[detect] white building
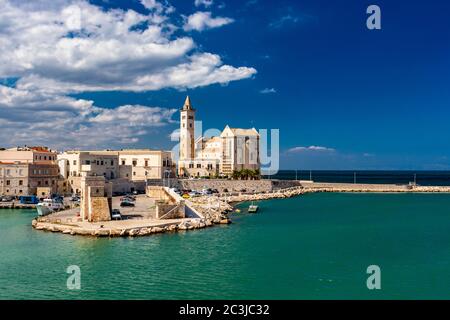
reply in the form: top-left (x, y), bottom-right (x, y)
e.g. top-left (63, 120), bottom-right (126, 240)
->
top-left (58, 149), bottom-right (174, 194)
top-left (178, 96), bottom-right (260, 177)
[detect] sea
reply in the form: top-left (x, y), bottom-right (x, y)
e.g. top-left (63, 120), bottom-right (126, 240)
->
top-left (264, 170), bottom-right (450, 186)
top-left (2, 192), bottom-right (450, 299)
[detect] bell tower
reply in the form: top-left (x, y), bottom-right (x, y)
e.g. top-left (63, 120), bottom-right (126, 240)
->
top-left (179, 96), bottom-right (195, 161)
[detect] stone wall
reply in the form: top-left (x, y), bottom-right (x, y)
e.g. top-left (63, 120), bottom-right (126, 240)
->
top-left (89, 197), bottom-right (111, 222)
top-left (156, 202), bottom-right (185, 219)
top-left (177, 179), bottom-right (300, 193)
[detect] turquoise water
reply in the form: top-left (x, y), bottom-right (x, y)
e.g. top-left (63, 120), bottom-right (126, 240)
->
top-left (1, 193), bottom-right (450, 299)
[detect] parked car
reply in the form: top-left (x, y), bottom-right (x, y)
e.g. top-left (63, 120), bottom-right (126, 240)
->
top-left (120, 196), bottom-right (135, 202)
top-left (120, 200), bottom-right (135, 207)
top-left (182, 193), bottom-right (190, 199)
top-left (189, 191), bottom-right (201, 197)
top-left (1, 196), bottom-right (14, 202)
top-left (201, 188), bottom-right (213, 196)
top-left (111, 209), bottom-right (122, 220)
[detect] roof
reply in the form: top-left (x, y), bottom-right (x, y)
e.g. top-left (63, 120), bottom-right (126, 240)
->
top-left (222, 126), bottom-right (259, 137)
top-left (62, 149), bottom-right (171, 155)
top-left (4, 146), bottom-right (55, 153)
top-left (181, 96), bottom-right (195, 111)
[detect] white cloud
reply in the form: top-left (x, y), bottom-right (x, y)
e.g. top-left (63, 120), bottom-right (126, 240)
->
top-left (0, 0), bottom-right (253, 93)
top-left (183, 11), bottom-right (234, 32)
top-left (287, 146), bottom-right (335, 153)
top-left (260, 88), bottom-right (276, 94)
top-left (0, 0), bottom-right (256, 148)
top-left (0, 85), bottom-right (176, 149)
top-left (269, 15), bottom-right (300, 29)
top-left (194, 0), bottom-right (214, 8)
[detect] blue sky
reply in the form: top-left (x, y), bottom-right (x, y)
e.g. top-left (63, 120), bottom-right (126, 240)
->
top-left (1, 0), bottom-right (450, 170)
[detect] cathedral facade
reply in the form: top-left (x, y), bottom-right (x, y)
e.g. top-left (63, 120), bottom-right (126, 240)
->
top-left (178, 96), bottom-right (260, 178)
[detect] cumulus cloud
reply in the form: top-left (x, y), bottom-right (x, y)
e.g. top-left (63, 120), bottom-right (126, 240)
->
top-left (287, 146), bottom-right (335, 153)
top-left (194, 0), bottom-right (214, 8)
top-left (0, 0), bottom-right (253, 93)
top-left (260, 88), bottom-right (276, 94)
top-left (183, 11), bottom-right (234, 31)
top-left (0, 85), bottom-right (176, 149)
top-left (0, 0), bottom-right (256, 148)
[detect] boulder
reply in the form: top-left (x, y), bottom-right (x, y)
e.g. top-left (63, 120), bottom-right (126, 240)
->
top-left (152, 227), bottom-right (164, 233)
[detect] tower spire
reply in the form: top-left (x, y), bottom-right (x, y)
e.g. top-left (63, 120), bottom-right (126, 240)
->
top-left (182, 95), bottom-right (194, 110)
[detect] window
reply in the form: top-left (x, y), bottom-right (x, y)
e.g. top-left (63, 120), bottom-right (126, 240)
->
top-left (101, 161), bottom-right (104, 165)
top-left (132, 160), bottom-right (137, 167)
top-left (145, 160), bottom-right (148, 167)
top-left (189, 123), bottom-right (192, 128)
top-left (189, 164), bottom-right (194, 169)
top-left (19, 180), bottom-right (23, 186)
top-left (183, 123), bottom-right (185, 128)
top-left (163, 160), bottom-right (166, 167)
top-left (133, 172), bottom-right (136, 176)
top-left (73, 160), bottom-right (77, 165)
top-left (121, 159), bottom-right (126, 165)
top-left (85, 160), bottom-right (91, 165)
top-left (45, 180), bottom-right (49, 185)
top-left (6, 180), bottom-right (10, 186)
top-left (188, 116), bottom-right (193, 120)
top-left (111, 160), bottom-right (114, 166)
top-left (197, 164), bottom-right (201, 168)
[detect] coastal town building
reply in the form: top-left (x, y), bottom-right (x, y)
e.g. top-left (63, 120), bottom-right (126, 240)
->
top-left (58, 149), bottom-right (174, 194)
top-left (178, 96), bottom-right (260, 177)
top-left (0, 146), bottom-right (60, 196)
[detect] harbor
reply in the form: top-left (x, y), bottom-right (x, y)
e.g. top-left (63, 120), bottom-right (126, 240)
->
top-left (29, 179), bottom-right (450, 237)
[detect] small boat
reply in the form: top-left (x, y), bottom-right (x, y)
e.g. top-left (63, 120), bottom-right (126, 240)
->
top-left (248, 202), bottom-right (259, 213)
top-left (36, 198), bottom-right (64, 216)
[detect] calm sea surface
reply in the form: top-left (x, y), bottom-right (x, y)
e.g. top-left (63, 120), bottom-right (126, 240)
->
top-left (2, 193), bottom-right (450, 299)
top-left (266, 170), bottom-right (450, 186)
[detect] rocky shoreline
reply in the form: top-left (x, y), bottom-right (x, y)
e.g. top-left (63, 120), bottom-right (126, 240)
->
top-left (32, 213), bottom-right (231, 238)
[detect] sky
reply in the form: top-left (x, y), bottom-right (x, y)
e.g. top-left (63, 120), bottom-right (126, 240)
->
top-left (1, 0), bottom-right (450, 170)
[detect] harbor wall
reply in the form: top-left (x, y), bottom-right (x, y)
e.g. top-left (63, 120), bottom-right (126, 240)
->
top-left (177, 179), bottom-right (300, 193)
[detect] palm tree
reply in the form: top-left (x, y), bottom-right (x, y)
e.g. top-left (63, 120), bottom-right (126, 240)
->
top-left (232, 170), bottom-right (241, 180)
top-left (241, 169), bottom-right (251, 180)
